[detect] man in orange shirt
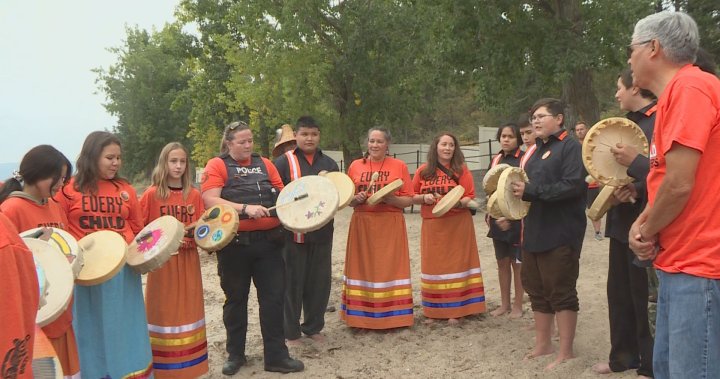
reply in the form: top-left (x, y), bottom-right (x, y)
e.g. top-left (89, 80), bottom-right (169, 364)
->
top-left (628, 11), bottom-right (720, 378)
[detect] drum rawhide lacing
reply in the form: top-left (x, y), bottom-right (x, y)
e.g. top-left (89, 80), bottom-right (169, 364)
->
top-left (582, 117), bottom-right (649, 187)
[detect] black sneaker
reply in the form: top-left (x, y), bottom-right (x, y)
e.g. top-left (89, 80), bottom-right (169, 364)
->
top-left (265, 357), bottom-right (304, 373)
top-left (222, 355), bottom-right (247, 376)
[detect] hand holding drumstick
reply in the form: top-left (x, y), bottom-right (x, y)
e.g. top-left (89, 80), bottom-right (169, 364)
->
top-left (365, 172), bottom-right (380, 195)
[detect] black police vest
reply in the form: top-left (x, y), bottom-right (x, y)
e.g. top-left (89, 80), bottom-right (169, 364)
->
top-left (220, 154), bottom-right (278, 217)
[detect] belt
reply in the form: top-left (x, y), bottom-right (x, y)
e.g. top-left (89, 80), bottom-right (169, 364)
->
top-left (232, 226), bottom-right (286, 245)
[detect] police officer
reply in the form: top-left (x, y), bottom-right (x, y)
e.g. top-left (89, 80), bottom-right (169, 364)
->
top-left (201, 121), bottom-right (304, 375)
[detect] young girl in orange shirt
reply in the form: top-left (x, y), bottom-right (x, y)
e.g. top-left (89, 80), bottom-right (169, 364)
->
top-left (139, 142), bottom-right (208, 378)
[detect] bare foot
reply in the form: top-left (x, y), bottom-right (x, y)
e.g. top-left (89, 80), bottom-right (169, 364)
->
top-left (545, 353), bottom-right (575, 370)
top-left (509, 307), bottom-right (523, 319)
top-left (447, 318), bottom-right (461, 325)
top-left (591, 362), bottom-right (612, 374)
top-left (638, 375), bottom-right (652, 379)
top-left (423, 318), bottom-right (436, 325)
top-left (285, 338), bottom-right (303, 347)
top-left (523, 345), bottom-right (554, 360)
top-left (307, 333), bottom-right (325, 343)
top-left (490, 307), bottom-right (509, 317)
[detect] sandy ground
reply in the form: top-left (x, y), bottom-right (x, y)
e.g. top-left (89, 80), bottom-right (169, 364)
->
top-left (194, 208), bottom-right (634, 379)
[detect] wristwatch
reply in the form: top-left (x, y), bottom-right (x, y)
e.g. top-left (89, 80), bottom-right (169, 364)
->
top-left (241, 203), bottom-right (248, 216)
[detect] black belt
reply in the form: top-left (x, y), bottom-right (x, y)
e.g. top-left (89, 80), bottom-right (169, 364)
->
top-left (232, 226), bottom-right (286, 245)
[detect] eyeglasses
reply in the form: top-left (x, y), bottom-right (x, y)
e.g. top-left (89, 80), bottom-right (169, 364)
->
top-left (626, 39), bottom-right (652, 59)
top-left (529, 114), bottom-right (555, 122)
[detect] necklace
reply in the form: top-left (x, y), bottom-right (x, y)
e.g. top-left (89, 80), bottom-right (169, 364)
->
top-left (368, 157), bottom-right (386, 191)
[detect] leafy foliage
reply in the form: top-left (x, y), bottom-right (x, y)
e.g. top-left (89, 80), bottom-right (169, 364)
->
top-left (97, 0), bottom-right (718, 178)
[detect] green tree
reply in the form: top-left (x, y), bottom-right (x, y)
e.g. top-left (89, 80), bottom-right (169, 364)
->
top-left (180, 0), bottom-right (448, 166)
top-left (95, 24), bottom-right (199, 180)
top-left (430, 1), bottom-right (656, 127)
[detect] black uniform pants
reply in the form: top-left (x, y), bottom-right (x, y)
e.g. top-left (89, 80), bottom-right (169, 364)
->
top-left (217, 235), bottom-right (289, 364)
top-left (282, 238), bottom-right (332, 340)
top-left (606, 237), bottom-right (654, 377)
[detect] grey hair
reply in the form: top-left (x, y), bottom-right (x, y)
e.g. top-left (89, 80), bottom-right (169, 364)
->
top-left (632, 11), bottom-right (699, 65)
top-left (367, 127), bottom-right (392, 144)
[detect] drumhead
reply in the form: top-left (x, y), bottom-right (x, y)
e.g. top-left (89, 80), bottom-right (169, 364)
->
top-left (321, 171), bottom-right (355, 210)
top-left (496, 167), bottom-right (530, 220)
top-left (483, 163), bottom-right (511, 195)
top-left (194, 204), bottom-right (239, 252)
top-left (276, 175), bottom-right (339, 233)
top-left (582, 117), bottom-right (649, 186)
top-left (21, 227), bottom-right (84, 279)
top-left (367, 178), bottom-right (404, 206)
top-left (587, 185), bottom-right (616, 221)
top-left (76, 231), bottom-right (127, 286)
top-left (432, 185), bottom-right (465, 217)
top-left (127, 215), bottom-right (185, 274)
top-left (24, 238), bottom-right (74, 327)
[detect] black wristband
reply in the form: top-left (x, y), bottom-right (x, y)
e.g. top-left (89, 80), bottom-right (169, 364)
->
top-left (241, 203), bottom-right (248, 215)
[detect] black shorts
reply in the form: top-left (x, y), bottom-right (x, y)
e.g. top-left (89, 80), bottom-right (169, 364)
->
top-left (492, 239), bottom-right (521, 262)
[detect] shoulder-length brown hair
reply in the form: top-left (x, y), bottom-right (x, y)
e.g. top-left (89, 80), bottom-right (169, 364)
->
top-left (421, 132), bottom-right (465, 180)
top-left (74, 131), bottom-right (127, 194)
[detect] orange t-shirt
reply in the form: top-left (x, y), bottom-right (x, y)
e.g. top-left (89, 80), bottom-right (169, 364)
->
top-left (647, 64), bottom-right (720, 279)
top-left (201, 156), bottom-right (284, 231)
top-left (413, 164), bottom-right (475, 219)
top-left (0, 213), bottom-right (38, 379)
top-left (56, 178), bottom-right (143, 243)
top-left (0, 195), bottom-right (72, 338)
top-left (0, 196), bottom-right (69, 231)
top-left (347, 156), bottom-right (414, 213)
top-left (139, 186), bottom-right (205, 250)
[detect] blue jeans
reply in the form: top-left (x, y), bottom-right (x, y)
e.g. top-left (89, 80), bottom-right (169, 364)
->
top-left (654, 271), bottom-right (720, 379)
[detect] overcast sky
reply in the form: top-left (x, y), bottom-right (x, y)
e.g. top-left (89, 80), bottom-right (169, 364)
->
top-left (0, 0), bottom-right (179, 164)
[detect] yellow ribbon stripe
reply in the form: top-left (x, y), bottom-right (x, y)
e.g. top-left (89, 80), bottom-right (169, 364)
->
top-left (344, 288), bottom-right (412, 299)
top-left (421, 277), bottom-right (483, 290)
top-left (150, 329), bottom-right (206, 347)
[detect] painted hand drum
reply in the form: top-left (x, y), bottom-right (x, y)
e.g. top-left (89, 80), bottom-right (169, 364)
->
top-left (587, 185), bottom-right (616, 221)
top-left (76, 230), bottom-right (128, 286)
top-left (194, 204), bottom-right (239, 252)
top-left (496, 167), bottom-right (530, 220)
top-left (276, 175), bottom-right (339, 233)
top-left (23, 238), bottom-right (73, 327)
top-left (320, 171), bottom-right (355, 210)
top-left (432, 185), bottom-right (465, 217)
top-left (582, 117), bottom-right (649, 187)
top-left (483, 163), bottom-right (511, 195)
top-left (366, 178), bottom-right (404, 206)
top-left (21, 227), bottom-right (84, 279)
top-left (127, 215), bottom-right (185, 274)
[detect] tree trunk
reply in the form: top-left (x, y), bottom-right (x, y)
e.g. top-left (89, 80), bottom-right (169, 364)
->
top-left (562, 68), bottom-right (601, 128)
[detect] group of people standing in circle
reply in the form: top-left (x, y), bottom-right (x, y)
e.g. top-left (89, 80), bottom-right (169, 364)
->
top-left (2, 11), bottom-right (718, 379)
